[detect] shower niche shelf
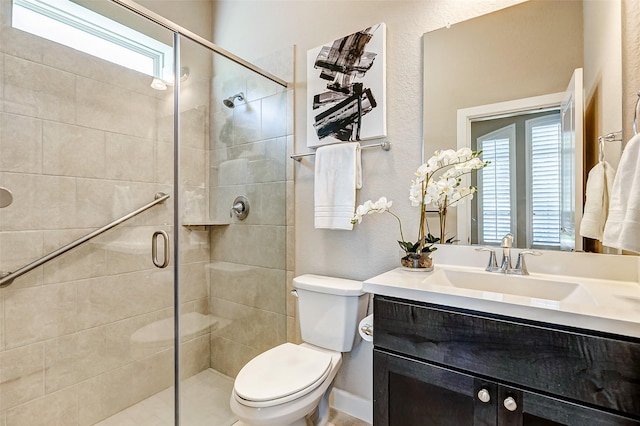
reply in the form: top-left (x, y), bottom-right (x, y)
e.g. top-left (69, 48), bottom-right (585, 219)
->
top-left (182, 220), bottom-right (230, 227)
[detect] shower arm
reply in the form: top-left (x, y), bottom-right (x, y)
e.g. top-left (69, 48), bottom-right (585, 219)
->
top-left (0, 192), bottom-right (170, 288)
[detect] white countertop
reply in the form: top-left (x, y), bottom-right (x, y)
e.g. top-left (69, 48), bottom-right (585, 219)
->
top-left (363, 246), bottom-right (640, 339)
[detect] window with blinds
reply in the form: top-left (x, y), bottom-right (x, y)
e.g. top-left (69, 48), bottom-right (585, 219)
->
top-left (474, 111), bottom-right (562, 249)
top-left (477, 125), bottom-right (516, 245)
top-left (526, 116), bottom-right (562, 248)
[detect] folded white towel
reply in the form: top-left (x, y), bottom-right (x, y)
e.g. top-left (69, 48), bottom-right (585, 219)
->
top-left (602, 133), bottom-right (640, 253)
top-left (314, 142), bottom-right (362, 230)
top-left (579, 160), bottom-right (616, 241)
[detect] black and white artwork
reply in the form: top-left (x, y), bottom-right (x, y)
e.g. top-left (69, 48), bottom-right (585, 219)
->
top-left (306, 23), bottom-right (386, 148)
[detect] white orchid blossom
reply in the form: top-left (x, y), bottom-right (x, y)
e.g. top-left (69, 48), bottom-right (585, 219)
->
top-left (351, 147), bottom-right (487, 251)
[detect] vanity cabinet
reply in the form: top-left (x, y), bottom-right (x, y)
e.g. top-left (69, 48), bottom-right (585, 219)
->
top-left (373, 296), bottom-right (640, 426)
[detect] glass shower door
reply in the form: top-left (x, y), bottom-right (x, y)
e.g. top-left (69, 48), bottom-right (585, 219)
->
top-left (0, 0), bottom-right (177, 424)
top-left (177, 34), bottom-right (290, 425)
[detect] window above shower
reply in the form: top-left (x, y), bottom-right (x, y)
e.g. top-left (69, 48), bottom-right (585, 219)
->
top-left (12, 0), bottom-right (173, 81)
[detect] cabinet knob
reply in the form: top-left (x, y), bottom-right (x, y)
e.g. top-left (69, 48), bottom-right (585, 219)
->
top-left (477, 389), bottom-right (491, 403)
top-left (503, 396), bottom-right (518, 412)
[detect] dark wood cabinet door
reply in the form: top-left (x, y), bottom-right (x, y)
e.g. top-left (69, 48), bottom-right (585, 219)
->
top-left (374, 349), bottom-right (640, 426)
top-left (374, 349), bottom-right (496, 426)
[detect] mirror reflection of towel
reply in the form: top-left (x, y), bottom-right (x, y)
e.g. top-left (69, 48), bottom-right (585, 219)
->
top-left (314, 142), bottom-right (362, 230)
top-left (603, 133), bottom-right (640, 253)
top-left (580, 161), bottom-right (615, 241)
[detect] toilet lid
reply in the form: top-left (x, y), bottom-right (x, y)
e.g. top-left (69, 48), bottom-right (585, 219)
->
top-left (234, 343), bottom-right (333, 403)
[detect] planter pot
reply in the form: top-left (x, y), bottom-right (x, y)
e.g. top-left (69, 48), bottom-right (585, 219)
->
top-left (400, 252), bottom-right (434, 271)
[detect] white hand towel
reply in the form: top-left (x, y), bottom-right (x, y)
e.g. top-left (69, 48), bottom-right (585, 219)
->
top-left (602, 133), bottom-right (640, 253)
top-left (579, 160), bottom-right (616, 241)
top-left (314, 142), bottom-right (362, 230)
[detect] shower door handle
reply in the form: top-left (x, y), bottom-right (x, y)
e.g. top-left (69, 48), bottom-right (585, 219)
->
top-left (152, 230), bottom-right (170, 268)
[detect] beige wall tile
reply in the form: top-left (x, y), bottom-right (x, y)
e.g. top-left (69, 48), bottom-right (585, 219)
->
top-left (211, 224), bottom-right (285, 269)
top-left (77, 364), bottom-right (134, 426)
top-left (180, 261), bottom-right (208, 303)
top-left (179, 223), bottom-right (210, 263)
top-left (209, 297), bottom-right (251, 346)
top-left (286, 315), bottom-right (302, 345)
top-left (0, 113), bottom-right (42, 174)
top-left (261, 92), bottom-right (287, 140)
top-left (3, 56), bottom-right (75, 123)
top-left (209, 336), bottom-right (258, 378)
top-left (42, 229), bottom-right (107, 285)
top-left (4, 284), bottom-right (77, 349)
top-left (0, 231), bottom-right (43, 283)
top-left (5, 386), bottom-right (77, 426)
top-left (181, 146), bottom-right (207, 187)
top-left (156, 141), bottom-right (173, 185)
top-left (44, 327), bottom-right (114, 394)
top-left (180, 334), bottom-right (210, 379)
top-left (75, 76), bottom-right (157, 140)
top-left (74, 179), bottom-right (169, 229)
top-left (245, 71), bottom-right (278, 103)
top-left (131, 349), bottom-right (173, 402)
top-left (105, 308), bottom-right (174, 366)
top-left (0, 293), bottom-right (4, 351)
top-left (98, 226), bottom-right (156, 275)
top-left (244, 182), bottom-right (286, 226)
top-left (181, 107), bottom-right (208, 150)
top-left (208, 262), bottom-right (285, 313)
top-left (0, 51), bottom-right (4, 101)
top-left (76, 270), bottom-right (172, 330)
top-left (232, 100), bottom-right (261, 144)
top-left (0, 343), bottom-right (44, 410)
top-left (105, 133), bottom-right (155, 182)
top-left (246, 309), bottom-right (286, 353)
top-left (42, 121), bottom-right (106, 178)
top-left (209, 109), bottom-right (234, 150)
top-left (0, 173), bottom-right (77, 232)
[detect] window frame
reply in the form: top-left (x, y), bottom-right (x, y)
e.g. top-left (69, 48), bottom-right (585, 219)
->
top-left (12, 0), bottom-right (173, 79)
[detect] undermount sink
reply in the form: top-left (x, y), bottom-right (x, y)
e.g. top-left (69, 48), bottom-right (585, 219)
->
top-left (425, 268), bottom-right (596, 305)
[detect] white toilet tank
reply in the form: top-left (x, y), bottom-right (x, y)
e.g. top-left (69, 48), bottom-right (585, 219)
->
top-left (293, 274), bottom-right (368, 352)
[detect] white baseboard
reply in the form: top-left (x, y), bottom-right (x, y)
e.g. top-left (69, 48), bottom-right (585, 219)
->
top-left (331, 388), bottom-right (373, 424)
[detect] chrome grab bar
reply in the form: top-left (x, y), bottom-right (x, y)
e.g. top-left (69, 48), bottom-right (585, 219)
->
top-left (0, 192), bottom-right (170, 288)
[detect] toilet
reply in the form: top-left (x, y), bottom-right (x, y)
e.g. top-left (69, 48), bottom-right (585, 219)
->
top-left (230, 274), bottom-right (369, 426)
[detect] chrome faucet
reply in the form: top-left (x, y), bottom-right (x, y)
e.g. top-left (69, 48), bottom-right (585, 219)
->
top-left (499, 233), bottom-right (514, 273)
top-left (476, 233), bottom-right (542, 275)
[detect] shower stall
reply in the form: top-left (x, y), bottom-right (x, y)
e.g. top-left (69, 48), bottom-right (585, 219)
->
top-left (0, 0), bottom-right (292, 424)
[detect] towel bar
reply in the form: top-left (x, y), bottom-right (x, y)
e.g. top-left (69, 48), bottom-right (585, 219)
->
top-left (291, 141), bottom-right (391, 161)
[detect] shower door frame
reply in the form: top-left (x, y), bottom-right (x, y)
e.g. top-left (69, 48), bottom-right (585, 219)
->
top-left (106, 1), bottom-right (290, 424)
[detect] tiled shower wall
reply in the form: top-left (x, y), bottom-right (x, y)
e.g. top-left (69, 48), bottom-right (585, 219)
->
top-left (207, 48), bottom-right (294, 377)
top-left (0, 2), bottom-right (210, 424)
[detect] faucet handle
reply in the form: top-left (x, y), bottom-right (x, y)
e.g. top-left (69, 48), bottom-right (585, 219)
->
top-left (475, 247), bottom-right (499, 272)
top-left (511, 250), bottom-right (542, 275)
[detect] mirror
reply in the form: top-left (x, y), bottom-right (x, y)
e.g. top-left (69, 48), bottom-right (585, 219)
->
top-left (423, 0), bottom-right (623, 252)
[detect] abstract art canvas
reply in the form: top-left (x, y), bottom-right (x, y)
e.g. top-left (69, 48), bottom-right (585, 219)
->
top-left (306, 23), bottom-right (386, 148)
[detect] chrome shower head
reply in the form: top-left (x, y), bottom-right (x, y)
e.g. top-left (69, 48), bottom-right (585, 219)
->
top-left (223, 92), bottom-right (245, 109)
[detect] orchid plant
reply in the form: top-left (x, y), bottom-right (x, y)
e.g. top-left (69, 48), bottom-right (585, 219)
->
top-left (412, 147), bottom-right (488, 245)
top-left (351, 147), bottom-right (488, 256)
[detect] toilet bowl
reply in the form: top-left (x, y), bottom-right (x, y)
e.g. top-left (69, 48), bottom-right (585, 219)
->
top-left (230, 343), bottom-right (342, 426)
top-left (230, 274), bottom-right (368, 426)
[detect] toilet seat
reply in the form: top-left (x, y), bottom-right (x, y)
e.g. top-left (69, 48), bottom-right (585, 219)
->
top-left (234, 343), bottom-right (334, 408)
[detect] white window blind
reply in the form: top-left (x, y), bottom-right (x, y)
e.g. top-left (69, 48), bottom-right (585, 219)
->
top-left (527, 116), bottom-right (562, 248)
top-left (477, 124), bottom-right (516, 245)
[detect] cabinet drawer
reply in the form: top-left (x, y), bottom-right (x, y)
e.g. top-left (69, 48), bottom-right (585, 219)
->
top-left (374, 296), bottom-right (640, 419)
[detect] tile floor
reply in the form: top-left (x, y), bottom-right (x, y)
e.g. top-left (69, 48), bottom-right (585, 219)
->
top-left (94, 368), bottom-right (371, 426)
top-left (95, 369), bottom-right (236, 426)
